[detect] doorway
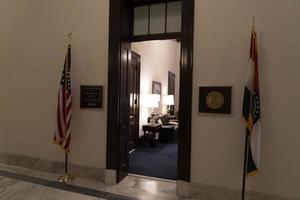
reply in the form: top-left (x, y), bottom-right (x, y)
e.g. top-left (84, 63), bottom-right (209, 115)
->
top-left (128, 40), bottom-right (180, 180)
top-left (106, 0), bottom-right (195, 184)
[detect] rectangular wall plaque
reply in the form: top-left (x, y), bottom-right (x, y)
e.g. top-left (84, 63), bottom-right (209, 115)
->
top-left (80, 85), bottom-right (103, 108)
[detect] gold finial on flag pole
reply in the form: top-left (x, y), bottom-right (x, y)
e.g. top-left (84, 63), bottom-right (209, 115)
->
top-left (252, 17), bottom-right (256, 32)
top-left (68, 32), bottom-right (72, 46)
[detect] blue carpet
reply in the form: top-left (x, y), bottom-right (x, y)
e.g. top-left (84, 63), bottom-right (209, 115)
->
top-left (129, 143), bottom-right (178, 180)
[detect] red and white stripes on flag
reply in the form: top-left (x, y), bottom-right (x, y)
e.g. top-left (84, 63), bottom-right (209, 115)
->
top-left (54, 45), bottom-right (72, 150)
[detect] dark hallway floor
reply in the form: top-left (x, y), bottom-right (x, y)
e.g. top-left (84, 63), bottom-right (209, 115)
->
top-left (129, 143), bottom-right (178, 180)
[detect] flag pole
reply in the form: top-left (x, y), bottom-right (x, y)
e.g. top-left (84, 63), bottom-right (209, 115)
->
top-left (58, 149), bottom-right (72, 183)
top-left (241, 19), bottom-right (257, 199)
top-left (57, 33), bottom-right (73, 183)
top-left (65, 149), bottom-right (68, 174)
top-left (241, 129), bottom-right (250, 200)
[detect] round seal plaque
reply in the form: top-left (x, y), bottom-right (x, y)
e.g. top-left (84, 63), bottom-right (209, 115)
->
top-left (205, 91), bottom-right (225, 110)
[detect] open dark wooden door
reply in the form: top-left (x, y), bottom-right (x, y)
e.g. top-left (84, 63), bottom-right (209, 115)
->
top-left (128, 52), bottom-right (141, 152)
top-left (116, 0), bottom-right (132, 182)
top-left (106, 0), bottom-right (132, 183)
top-left (118, 43), bottom-right (131, 182)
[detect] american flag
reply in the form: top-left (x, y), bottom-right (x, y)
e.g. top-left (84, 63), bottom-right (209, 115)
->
top-left (242, 28), bottom-right (261, 175)
top-left (54, 45), bottom-right (72, 150)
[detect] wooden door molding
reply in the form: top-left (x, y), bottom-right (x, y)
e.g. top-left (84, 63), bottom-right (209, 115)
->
top-left (106, 0), bottom-right (195, 183)
top-left (106, 0), bottom-right (131, 182)
top-left (178, 0), bottom-right (194, 182)
top-left (106, 0), bottom-right (121, 172)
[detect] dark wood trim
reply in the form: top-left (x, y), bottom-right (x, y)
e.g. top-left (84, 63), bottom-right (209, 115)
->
top-left (132, 0), bottom-right (180, 7)
top-left (106, 0), bottom-right (121, 171)
top-left (131, 32), bottom-right (181, 42)
top-left (106, 0), bottom-right (132, 182)
top-left (177, 0), bottom-right (194, 182)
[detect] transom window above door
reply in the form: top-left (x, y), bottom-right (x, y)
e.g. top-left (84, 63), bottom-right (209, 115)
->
top-left (132, 0), bottom-right (182, 41)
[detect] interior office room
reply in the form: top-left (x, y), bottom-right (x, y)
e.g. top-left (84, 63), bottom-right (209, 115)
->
top-left (128, 40), bottom-right (180, 180)
top-left (0, 0), bottom-right (300, 200)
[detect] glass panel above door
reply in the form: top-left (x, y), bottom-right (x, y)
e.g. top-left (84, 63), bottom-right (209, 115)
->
top-left (167, 1), bottom-right (182, 33)
top-left (134, 6), bottom-right (149, 36)
top-left (149, 3), bottom-right (166, 34)
top-left (132, 1), bottom-right (182, 38)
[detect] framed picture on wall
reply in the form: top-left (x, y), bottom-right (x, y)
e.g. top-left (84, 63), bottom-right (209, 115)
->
top-left (152, 81), bottom-right (161, 95)
top-left (199, 86), bottom-right (232, 114)
top-left (168, 71), bottom-right (176, 112)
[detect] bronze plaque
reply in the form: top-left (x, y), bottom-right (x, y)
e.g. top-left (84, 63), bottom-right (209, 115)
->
top-left (199, 86), bottom-right (232, 114)
top-left (80, 86), bottom-right (103, 108)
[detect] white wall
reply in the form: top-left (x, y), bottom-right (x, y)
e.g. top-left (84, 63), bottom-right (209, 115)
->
top-left (0, 0), bottom-right (109, 168)
top-left (192, 0), bottom-right (300, 198)
top-left (132, 40), bottom-right (180, 135)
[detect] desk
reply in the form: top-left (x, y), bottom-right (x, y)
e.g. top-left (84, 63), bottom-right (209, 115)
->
top-left (142, 124), bottom-right (161, 147)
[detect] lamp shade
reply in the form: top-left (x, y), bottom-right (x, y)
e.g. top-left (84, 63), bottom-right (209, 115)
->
top-left (141, 94), bottom-right (160, 108)
top-left (163, 95), bottom-right (174, 105)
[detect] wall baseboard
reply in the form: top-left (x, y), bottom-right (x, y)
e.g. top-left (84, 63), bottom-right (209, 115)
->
top-left (177, 180), bottom-right (191, 198)
top-left (190, 182), bottom-right (300, 200)
top-left (104, 169), bottom-right (117, 185)
top-left (0, 153), bottom-right (299, 199)
top-left (0, 152), bottom-right (104, 182)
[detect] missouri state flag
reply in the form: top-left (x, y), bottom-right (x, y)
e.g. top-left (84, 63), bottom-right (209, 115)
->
top-left (242, 28), bottom-right (261, 175)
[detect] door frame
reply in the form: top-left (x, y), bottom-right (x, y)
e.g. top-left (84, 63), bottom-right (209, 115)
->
top-left (106, 0), bottom-right (194, 182)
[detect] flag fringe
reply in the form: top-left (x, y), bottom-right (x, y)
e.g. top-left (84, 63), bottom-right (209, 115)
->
top-left (247, 169), bottom-right (259, 177)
